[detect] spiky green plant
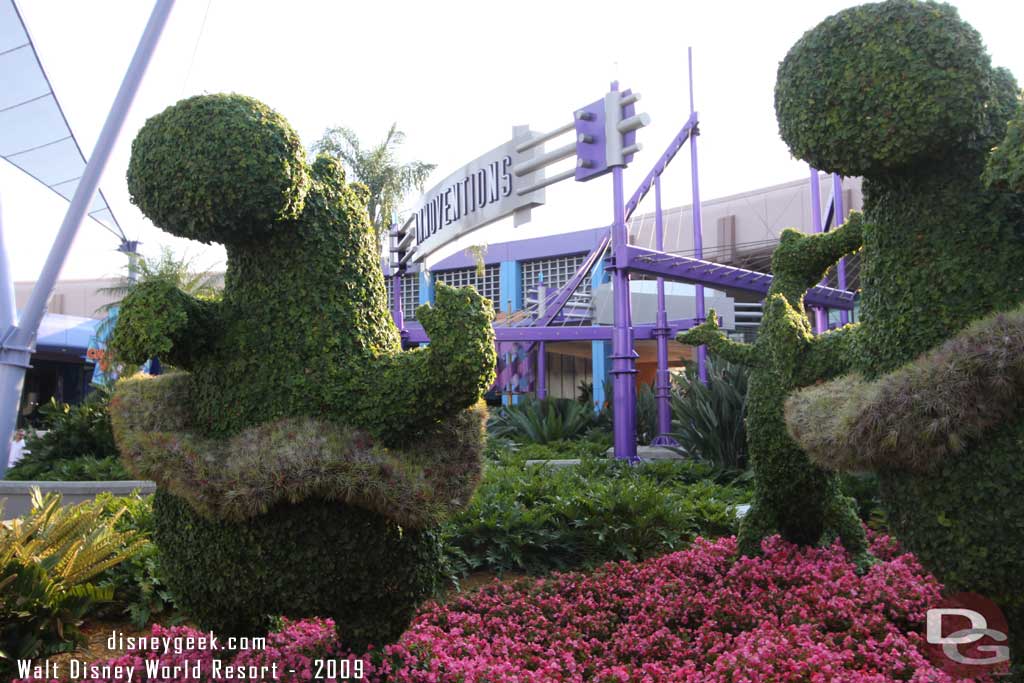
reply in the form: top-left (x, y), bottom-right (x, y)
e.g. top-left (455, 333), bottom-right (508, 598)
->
top-left (670, 360), bottom-right (750, 470)
top-left (0, 489), bottom-right (144, 674)
top-left (488, 397), bottom-right (598, 444)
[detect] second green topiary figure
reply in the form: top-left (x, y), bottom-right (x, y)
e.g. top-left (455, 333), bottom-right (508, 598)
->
top-left (776, 0), bottom-right (1024, 657)
top-left (108, 94), bottom-right (497, 648)
top-left (677, 221), bottom-right (868, 560)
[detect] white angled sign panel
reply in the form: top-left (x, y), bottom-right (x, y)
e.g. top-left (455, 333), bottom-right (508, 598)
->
top-left (406, 131), bottom-right (545, 263)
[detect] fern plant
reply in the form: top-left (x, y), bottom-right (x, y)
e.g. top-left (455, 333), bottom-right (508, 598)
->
top-left (0, 489), bottom-right (144, 673)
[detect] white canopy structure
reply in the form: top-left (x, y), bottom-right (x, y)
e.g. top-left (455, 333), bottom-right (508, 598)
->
top-left (0, 0), bottom-right (127, 242)
top-left (0, 0), bottom-right (174, 477)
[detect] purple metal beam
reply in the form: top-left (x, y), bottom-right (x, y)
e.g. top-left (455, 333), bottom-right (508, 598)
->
top-left (610, 124), bottom-right (638, 462)
top-left (689, 48), bottom-right (707, 384)
top-left (537, 341), bottom-right (547, 399)
top-left (651, 175), bottom-right (677, 446)
top-left (622, 246), bottom-right (856, 310)
top-left (391, 269), bottom-right (405, 334)
top-left (623, 113), bottom-right (697, 222)
top-left (833, 173), bottom-right (849, 326)
top-left (402, 318), bottom-right (705, 344)
top-left (808, 167), bottom-right (828, 333)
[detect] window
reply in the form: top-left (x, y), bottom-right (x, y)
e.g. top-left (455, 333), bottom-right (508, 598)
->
top-left (520, 254), bottom-right (591, 298)
top-left (434, 265), bottom-right (501, 311)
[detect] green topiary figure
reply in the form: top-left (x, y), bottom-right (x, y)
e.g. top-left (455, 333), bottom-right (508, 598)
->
top-left (107, 94), bottom-right (497, 648)
top-left (775, 0), bottom-right (1024, 655)
top-left (677, 218), bottom-right (868, 560)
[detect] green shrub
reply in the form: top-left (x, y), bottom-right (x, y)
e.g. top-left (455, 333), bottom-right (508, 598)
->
top-left (487, 397), bottom-right (598, 444)
top-left (153, 490), bottom-right (444, 650)
top-left (444, 451), bottom-right (751, 576)
top-left (670, 360), bottom-right (749, 470)
top-left (984, 101), bottom-right (1024, 193)
top-left (111, 93), bottom-right (496, 649)
top-left (498, 438), bottom-right (611, 463)
top-left (678, 239), bottom-right (868, 560)
top-left (7, 388), bottom-right (126, 481)
top-left (0, 489), bottom-right (143, 675)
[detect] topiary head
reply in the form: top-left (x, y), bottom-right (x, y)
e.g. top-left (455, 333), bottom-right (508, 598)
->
top-left (775, 0), bottom-right (1018, 177)
top-left (127, 94), bottom-right (311, 245)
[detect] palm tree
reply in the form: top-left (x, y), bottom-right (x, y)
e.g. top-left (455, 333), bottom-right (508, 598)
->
top-left (311, 123), bottom-right (436, 246)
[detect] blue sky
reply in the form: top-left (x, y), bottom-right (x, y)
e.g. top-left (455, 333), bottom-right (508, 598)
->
top-left (3, 0), bottom-right (1022, 282)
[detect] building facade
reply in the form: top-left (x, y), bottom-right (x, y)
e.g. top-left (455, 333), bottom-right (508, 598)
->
top-left (18, 174), bottom-right (863, 413)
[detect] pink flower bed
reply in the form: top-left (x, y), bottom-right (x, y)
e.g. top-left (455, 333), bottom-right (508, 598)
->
top-left (20, 533), bottom-right (986, 682)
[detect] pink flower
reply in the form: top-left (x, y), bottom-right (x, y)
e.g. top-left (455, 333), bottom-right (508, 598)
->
top-left (18, 533), bottom-right (986, 683)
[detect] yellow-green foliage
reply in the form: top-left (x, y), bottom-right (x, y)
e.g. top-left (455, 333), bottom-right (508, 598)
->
top-left (984, 99), bottom-right (1024, 193)
top-left (111, 372), bottom-right (487, 528)
top-left (0, 490), bottom-right (143, 669)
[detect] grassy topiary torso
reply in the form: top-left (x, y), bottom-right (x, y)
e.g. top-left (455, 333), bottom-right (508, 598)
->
top-left (109, 94), bottom-right (497, 645)
top-left (776, 0), bottom-right (1024, 656)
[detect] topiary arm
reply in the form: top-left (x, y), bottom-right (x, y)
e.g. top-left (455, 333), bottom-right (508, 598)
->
top-left (347, 283), bottom-right (497, 442)
top-left (797, 322), bottom-right (862, 384)
top-left (676, 310), bottom-right (759, 367)
top-left (109, 278), bottom-right (222, 371)
top-left (770, 213), bottom-right (864, 300)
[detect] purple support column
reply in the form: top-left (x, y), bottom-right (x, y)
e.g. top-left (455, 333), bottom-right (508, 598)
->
top-left (808, 166), bottom-right (827, 333)
top-left (688, 48), bottom-right (707, 383)
top-left (537, 341), bottom-right (547, 399)
top-left (610, 81), bottom-right (639, 463)
top-left (537, 281), bottom-right (547, 399)
top-left (392, 267), bottom-right (405, 333)
top-left (832, 174), bottom-right (849, 326)
top-left (651, 175), bottom-right (678, 446)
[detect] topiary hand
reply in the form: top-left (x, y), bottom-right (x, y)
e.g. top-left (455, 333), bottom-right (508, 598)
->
top-left (346, 283), bottom-right (497, 442)
top-left (415, 283), bottom-right (496, 395)
top-left (676, 310), bottom-right (722, 347)
top-left (677, 311), bottom-right (758, 367)
top-left (110, 278), bottom-right (220, 370)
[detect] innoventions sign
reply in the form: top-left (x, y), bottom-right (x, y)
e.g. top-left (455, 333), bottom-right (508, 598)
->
top-left (404, 130), bottom-right (546, 263)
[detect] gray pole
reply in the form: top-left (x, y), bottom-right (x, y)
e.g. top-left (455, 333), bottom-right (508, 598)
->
top-left (0, 0), bottom-right (175, 478)
top-left (0, 198), bottom-right (16, 333)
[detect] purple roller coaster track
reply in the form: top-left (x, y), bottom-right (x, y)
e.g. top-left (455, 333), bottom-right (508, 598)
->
top-left (389, 50), bottom-right (854, 462)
